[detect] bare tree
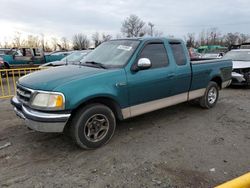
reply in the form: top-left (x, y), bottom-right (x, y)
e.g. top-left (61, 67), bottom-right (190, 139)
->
top-left (198, 30), bottom-right (206, 46)
top-left (223, 33), bottom-right (240, 46)
top-left (102, 33), bottom-right (112, 42)
top-left (92, 32), bottom-right (112, 48)
top-left (239, 33), bottom-right (250, 44)
top-left (44, 41), bottom-right (52, 52)
top-left (3, 40), bottom-right (11, 48)
top-left (25, 35), bottom-right (40, 47)
top-left (72, 33), bottom-right (89, 50)
top-left (121, 14), bottom-right (146, 37)
top-left (40, 33), bottom-right (45, 51)
top-left (208, 28), bottom-right (221, 45)
top-left (197, 28), bottom-right (221, 46)
top-left (51, 37), bottom-right (59, 51)
top-left (12, 32), bottom-right (22, 48)
top-left (92, 32), bottom-right (102, 48)
top-left (185, 33), bottom-right (196, 47)
top-left (61, 37), bottom-right (70, 50)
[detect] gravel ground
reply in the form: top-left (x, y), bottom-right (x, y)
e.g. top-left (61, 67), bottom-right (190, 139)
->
top-left (0, 87), bottom-right (249, 188)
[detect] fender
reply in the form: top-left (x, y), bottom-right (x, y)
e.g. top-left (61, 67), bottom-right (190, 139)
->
top-left (4, 61), bottom-right (10, 69)
top-left (72, 95), bottom-right (124, 120)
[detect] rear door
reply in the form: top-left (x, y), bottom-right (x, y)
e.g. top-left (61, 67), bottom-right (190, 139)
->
top-left (32, 48), bottom-right (45, 65)
top-left (169, 41), bottom-right (192, 95)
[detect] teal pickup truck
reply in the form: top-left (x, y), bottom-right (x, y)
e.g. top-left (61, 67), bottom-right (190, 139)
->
top-left (0, 48), bottom-right (71, 70)
top-left (11, 38), bottom-right (232, 149)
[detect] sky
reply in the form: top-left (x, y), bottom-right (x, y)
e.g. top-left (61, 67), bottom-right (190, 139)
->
top-left (0, 0), bottom-right (250, 44)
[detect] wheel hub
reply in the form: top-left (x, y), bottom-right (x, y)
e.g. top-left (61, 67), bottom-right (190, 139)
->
top-left (208, 87), bottom-right (217, 104)
top-left (84, 114), bottom-right (109, 142)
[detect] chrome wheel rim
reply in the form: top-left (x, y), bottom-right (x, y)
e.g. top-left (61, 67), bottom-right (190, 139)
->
top-left (84, 114), bottom-right (109, 142)
top-left (208, 87), bottom-right (217, 104)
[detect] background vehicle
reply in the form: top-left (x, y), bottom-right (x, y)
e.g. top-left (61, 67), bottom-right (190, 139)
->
top-left (11, 37), bottom-right (232, 149)
top-left (40, 50), bottom-right (91, 68)
top-left (198, 45), bottom-right (227, 59)
top-left (223, 49), bottom-right (250, 86)
top-left (0, 48), bottom-right (71, 70)
top-left (201, 52), bottom-right (224, 59)
top-left (188, 48), bottom-right (202, 59)
top-left (0, 48), bottom-right (11, 55)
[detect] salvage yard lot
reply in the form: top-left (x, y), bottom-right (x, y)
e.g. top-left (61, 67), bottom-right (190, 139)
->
top-left (0, 88), bottom-right (249, 187)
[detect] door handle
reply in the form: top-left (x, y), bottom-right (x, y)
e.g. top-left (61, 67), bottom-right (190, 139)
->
top-left (166, 73), bottom-right (175, 79)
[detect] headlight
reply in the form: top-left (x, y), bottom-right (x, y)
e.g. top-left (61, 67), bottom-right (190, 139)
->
top-left (31, 92), bottom-right (65, 110)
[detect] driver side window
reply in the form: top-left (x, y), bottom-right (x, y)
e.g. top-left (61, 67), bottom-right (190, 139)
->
top-left (139, 43), bottom-right (169, 69)
top-left (15, 50), bottom-right (23, 56)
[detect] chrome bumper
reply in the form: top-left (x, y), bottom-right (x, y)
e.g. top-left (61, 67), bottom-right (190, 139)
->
top-left (232, 72), bottom-right (246, 83)
top-left (11, 96), bottom-right (71, 133)
top-left (222, 80), bottom-right (232, 88)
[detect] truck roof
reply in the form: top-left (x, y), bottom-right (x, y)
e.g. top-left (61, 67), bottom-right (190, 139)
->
top-left (231, 49), bottom-right (250, 52)
top-left (112, 37), bottom-right (183, 43)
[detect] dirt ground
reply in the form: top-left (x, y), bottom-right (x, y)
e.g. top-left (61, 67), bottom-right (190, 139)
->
top-left (0, 87), bottom-right (249, 188)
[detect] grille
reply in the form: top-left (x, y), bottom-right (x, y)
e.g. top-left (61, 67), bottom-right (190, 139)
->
top-left (16, 84), bottom-right (32, 104)
top-left (233, 69), bottom-right (242, 74)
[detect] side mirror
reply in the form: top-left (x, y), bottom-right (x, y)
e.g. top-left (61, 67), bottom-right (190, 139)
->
top-left (132, 58), bottom-right (151, 71)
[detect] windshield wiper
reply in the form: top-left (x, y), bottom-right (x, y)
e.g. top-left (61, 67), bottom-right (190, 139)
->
top-left (83, 61), bottom-right (107, 69)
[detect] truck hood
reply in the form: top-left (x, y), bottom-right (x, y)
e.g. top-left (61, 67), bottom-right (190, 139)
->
top-left (41, 60), bottom-right (66, 67)
top-left (233, 61), bottom-right (250, 69)
top-left (18, 65), bottom-right (109, 91)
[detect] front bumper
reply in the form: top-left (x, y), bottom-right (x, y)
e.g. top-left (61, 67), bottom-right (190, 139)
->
top-left (231, 72), bottom-right (250, 85)
top-left (11, 96), bottom-right (71, 133)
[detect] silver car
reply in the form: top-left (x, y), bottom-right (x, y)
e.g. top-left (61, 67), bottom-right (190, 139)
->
top-left (223, 49), bottom-right (250, 86)
top-left (40, 50), bottom-right (91, 68)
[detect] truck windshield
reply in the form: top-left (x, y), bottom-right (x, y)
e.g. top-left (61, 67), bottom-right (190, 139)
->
top-left (223, 51), bottom-right (250, 61)
top-left (62, 51), bottom-right (90, 63)
top-left (80, 40), bottom-right (140, 68)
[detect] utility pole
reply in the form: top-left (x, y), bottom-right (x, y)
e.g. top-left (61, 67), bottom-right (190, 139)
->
top-left (148, 22), bottom-right (154, 36)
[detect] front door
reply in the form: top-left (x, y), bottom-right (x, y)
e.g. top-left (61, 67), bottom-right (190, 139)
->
top-left (13, 48), bottom-right (33, 66)
top-left (126, 42), bottom-right (176, 117)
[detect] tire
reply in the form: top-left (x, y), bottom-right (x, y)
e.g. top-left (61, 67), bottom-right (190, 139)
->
top-left (70, 103), bottom-right (116, 149)
top-left (0, 69), bottom-right (5, 78)
top-left (199, 81), bottom-right (219, 109)
top-left (0, 64), bottom-right (8, 78)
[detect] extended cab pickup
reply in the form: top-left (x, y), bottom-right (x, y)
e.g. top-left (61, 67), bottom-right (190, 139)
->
top-left (11, 38), bottom-right (232, 149)
top-left (0, 48), bottom-right (70, 70)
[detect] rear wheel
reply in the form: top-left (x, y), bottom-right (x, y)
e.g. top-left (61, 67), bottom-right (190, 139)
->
top-left (70, 104), bottom-right (116, 149)
top-left (200, 81), bottom-right (219, 109)
top-left (0, 63), bottom-right (9, 78)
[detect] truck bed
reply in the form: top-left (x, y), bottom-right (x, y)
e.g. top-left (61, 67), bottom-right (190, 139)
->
top-left (190, 59), bottom-right (232, 91)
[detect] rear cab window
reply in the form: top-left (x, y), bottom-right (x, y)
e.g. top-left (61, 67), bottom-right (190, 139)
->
top-left (139, 43), bottom-right (169, 69)
top-left (170, 42), bottom-right (187, 66)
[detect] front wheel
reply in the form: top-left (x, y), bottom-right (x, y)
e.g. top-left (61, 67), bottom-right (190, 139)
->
top-left (70, 104), bottom-right (116, 149)
top-left (200, 81), bottom-right (219, 109)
